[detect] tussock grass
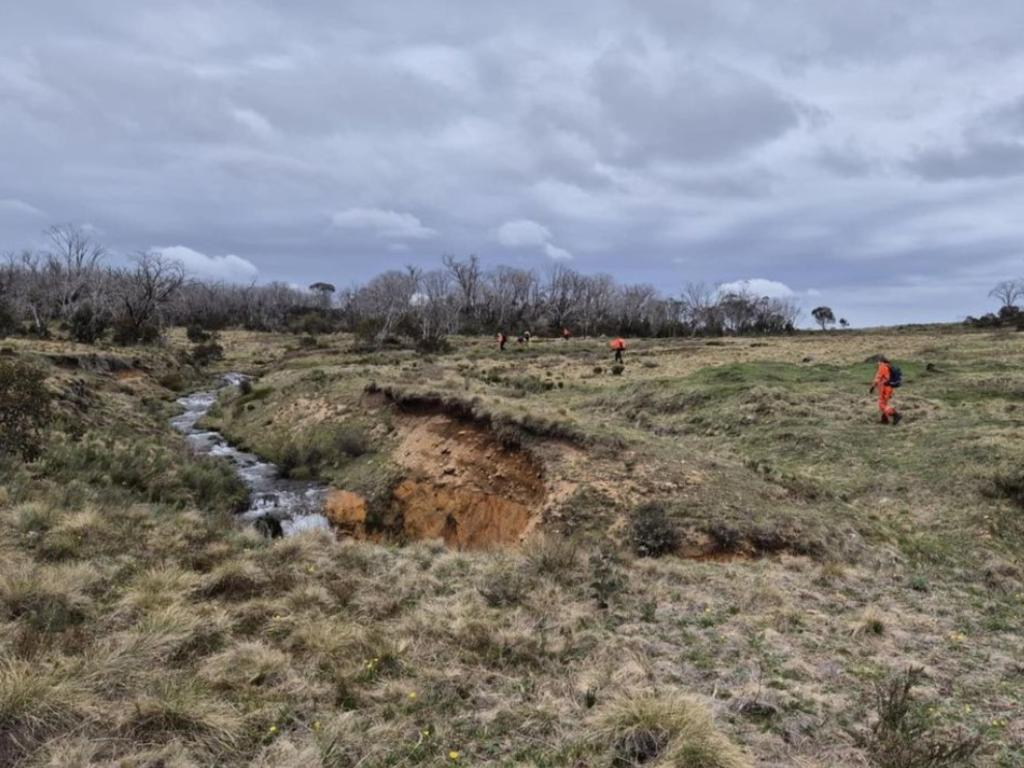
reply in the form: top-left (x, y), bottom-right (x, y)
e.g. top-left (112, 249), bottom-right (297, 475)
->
top-left (590, 694), bottom-right (751, 768)
top-left (0, 656), bottom-right (91, 763)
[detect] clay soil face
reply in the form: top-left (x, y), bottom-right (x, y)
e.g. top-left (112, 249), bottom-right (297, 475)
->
top-left (326, 410), bottom-right (547, 550)
top-left (392, 411), bottom-right (546, 549)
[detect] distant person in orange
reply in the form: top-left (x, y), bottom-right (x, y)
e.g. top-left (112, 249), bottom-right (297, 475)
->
top-left (562, 327), bottom-right (572, 341)
top-left (610, 337), bottom-right (626, 364)
top-left (869, 356), bottom-right (902, 425)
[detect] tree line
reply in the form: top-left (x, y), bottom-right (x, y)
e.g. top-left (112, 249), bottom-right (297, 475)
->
top-left (0, 226), bottom-right (809, 349)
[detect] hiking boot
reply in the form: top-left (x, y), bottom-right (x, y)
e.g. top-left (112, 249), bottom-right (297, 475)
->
top-left (880, 414), bottom-right (890, 424)
top-left (892, 412), bottom-right (902, 426)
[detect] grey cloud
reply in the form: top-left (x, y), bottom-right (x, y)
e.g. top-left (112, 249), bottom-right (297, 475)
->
top-left (908, 140), bottom-right (1024, 180)
top-left (589, 45), bottom-right (803, 164)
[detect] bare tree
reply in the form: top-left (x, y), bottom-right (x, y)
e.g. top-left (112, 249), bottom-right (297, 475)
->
top-left (443, 254), bottom-right (482, 329)
top-left (353, 269), bottom-right (419, 345)
top-left (111, 252), bottom-right (186, 344)
top-left (45, 225), bottom-right (105, 320)
top-left (413, 270), bottom-right (458, 350)
top-left (989, 279), bottom-right (1024, 309)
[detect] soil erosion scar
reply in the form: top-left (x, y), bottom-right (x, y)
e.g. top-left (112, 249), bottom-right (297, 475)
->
top-left (327, 411), bottom-right (546, 549)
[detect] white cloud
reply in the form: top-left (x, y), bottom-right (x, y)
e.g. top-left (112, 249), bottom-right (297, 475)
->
top-left (331, 207), bottom-right (436, 240)
top-left (717, 278), bottom-right (796, 299)
top-left (155, 245), bottom-right (259, 283)
top-left (544, 243), bottom-right (573, 261)
top-left (231, 106), bottom-right (274, 139)
top-left (497, 218), bottom-right (573, 260)
top-left (496, 219), bottom-right (552, 247)
top-left (0, 198), bottom-right (44, 217)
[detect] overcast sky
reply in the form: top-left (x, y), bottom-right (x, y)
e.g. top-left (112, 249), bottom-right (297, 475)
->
top-left (2, 2), bottom-right (1023, 326)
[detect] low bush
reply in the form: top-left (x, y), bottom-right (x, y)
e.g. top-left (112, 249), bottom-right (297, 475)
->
top-left (863, 667), bottom-right (981, 768)
top-left (187, 325), bottom-right (213, 343)
top-left (112, 318), bottom-right (161, 346)
top-left (68, 304), bottom-right (110, 344)
top-left (477, 558), bottom-right (533, 607)
top-left (0, 359), bottom-right (52, 462)
top-left (192, 342), bottom-right (224, 367)
top-left (629, 503), bottom-right (679, 558)
top-left (985, 470), bottom-right (1024, 508)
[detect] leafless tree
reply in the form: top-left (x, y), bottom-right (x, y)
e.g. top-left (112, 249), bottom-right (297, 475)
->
top-left (989, 279), bottom-right (1024, 308)
top-left (111, 252), bottom-right (186, 343)
top-left (45, 225), bottom-right (105, 320)
top-left (443, 254), bottom-right (483, 329)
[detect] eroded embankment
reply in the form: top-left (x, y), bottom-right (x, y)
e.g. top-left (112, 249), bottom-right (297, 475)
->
top-left (325, 399), bottom-right (547, 550)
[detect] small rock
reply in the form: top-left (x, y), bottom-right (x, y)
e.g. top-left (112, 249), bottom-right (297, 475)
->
top-left (442, 466), bottom-right (457, 476)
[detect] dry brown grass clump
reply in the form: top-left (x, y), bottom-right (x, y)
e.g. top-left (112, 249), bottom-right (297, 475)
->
top-left (591, 694), bottom-right (751, 768)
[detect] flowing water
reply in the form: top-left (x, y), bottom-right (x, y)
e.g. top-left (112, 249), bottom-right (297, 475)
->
top-left (171, 373), bottom-right (330, 536)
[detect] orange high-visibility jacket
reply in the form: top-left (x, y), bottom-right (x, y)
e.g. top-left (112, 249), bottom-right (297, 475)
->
top-left (610, 338), bottom-right (626, 350)
top-left (874, 362), bottom-right (892, 388)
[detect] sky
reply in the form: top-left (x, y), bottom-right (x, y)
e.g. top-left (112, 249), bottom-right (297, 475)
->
top-left (2, 1), bottom-right (1023, 326)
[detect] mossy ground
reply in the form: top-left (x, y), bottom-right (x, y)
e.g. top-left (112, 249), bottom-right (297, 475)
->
top-left (1, 325), bottom-right (1022, 765)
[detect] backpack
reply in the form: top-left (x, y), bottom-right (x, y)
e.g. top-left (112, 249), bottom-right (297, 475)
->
top-left (888, 365), bottom-right (902, 388)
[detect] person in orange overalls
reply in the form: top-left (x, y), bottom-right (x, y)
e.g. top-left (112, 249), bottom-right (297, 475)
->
top-left (869, 357), bottom-right (902, 425)
top-left (610, 337), bottom-right (626, 364)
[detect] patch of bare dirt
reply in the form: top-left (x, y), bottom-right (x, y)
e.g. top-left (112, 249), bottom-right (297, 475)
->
top-left (327, 412), bottom-right (548, 550)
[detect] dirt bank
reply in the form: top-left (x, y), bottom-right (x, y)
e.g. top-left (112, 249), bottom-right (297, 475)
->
top-left (326, 410), bottom-right (547, 549)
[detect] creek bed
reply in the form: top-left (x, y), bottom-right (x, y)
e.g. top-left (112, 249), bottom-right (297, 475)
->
top-left (171, 373), bottom-right (330, 536)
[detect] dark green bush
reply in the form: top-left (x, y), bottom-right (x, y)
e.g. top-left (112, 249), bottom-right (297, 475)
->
top-left (68, 304), bottom-right (110, 344)
top-left (0, 296), bottom-right (17, 338)
top-left (112, 318), bottom-right (160, 346)
top-left (0, 360), bottom-right (52, 461)
top-left (192, 342), bottom-right (224, 367)
top-left (328, 425), bottom-right (369, 459)
top-left (186, 325), bottom-right (212, 343)
top-left (629, 503), bottom-right (679, 558)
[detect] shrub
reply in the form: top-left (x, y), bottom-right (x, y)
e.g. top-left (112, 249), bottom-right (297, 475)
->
top-left (186, 325), bottom-right (213, 343)
top-left (112, 318), bottom-right (160, 346)
top-left (863, 667), bottom-right (981, 768)
top-left (0, 297), bottom-right (17, 338)
top-left (0, 360), bottom-right (52, 461)
top-left (525, 534), bottom-right (579, 584)
top-left (327, 425), bottom-right (370, 459)
top-left (629, 503), bottom-right (679, 558)
top-left (985, 470), bottom-right (1024, 508)
top-left (192, 342), bottom-right (224, 367)
top-left (477, 558), bottom-right (533, 607)
top-left (589, 547), bottom-right (625, 609)
top-left (611, 364), bottom-right (625, 376)
top-left (238, 379), bottom-right (253, 396)
top-left (68, 304), bottom-right (110, 344)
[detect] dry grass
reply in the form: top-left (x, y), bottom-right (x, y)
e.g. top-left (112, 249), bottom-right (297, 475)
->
top-left (591, 694), bottom-right (751, 767)
top-left (0, 327), bottom-right (1020, 765)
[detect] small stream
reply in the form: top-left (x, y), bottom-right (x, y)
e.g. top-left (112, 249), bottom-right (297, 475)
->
top-left (171, 373), bottom-right (331, 537)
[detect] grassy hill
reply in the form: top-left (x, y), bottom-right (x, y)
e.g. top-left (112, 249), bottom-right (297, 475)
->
top-left (1, 326), bottom-right (1021, 766)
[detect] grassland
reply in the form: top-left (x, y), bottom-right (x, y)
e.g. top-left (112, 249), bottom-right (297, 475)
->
top-left (1, 326), bottom-right (1022, 766)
